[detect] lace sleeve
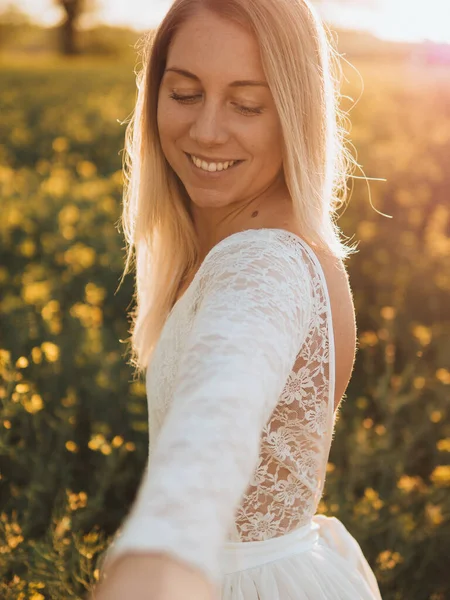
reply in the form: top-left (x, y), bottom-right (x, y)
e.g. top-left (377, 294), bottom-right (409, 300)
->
top-left (100, 233), bottom-right (313, 586)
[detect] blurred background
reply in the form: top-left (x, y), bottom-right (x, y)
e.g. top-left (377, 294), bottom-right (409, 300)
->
top-left (0, 1), bottom-right (449, 599)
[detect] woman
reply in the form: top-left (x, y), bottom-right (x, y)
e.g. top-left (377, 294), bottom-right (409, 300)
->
top-left (90, 0), bottom-right (383, 599)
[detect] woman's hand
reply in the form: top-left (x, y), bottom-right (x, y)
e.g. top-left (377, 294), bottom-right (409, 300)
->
top-left (88, 552), bottom-right (217, 600)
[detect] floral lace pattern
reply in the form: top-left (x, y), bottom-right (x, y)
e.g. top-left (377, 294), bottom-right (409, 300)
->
top-left (233, 232), bottom-right (336, 542)
top-left (101, 228), bottom-right (336, 586)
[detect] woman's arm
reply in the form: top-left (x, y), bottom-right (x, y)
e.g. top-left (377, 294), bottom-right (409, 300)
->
top-left (89, 552), bottom-right (216, 600)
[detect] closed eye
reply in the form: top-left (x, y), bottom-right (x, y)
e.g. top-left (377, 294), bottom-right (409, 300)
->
top-left (168, 92), bottom-right (263, 116)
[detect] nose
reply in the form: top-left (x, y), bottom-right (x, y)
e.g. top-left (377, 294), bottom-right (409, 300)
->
top-left (189, 100), bottom-right (229, 147)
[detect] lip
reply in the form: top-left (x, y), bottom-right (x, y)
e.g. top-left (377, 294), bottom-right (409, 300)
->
top-left (185, 152), bottom-right (243, 163)
top-left (184, 152), bottom-right (244, 178)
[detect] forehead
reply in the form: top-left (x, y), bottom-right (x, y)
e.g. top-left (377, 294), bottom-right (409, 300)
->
top-left (166, 10), bottom-right (265, 81)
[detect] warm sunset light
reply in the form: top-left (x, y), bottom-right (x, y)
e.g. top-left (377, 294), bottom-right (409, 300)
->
top-left (2, 0), bottom-right (448, 591)
top-left (320, 0), bottom-right (450, 44)
top-left (374, 0), bottom-right (450, 44)
top-left (5, 0), bottom-right (450, 43)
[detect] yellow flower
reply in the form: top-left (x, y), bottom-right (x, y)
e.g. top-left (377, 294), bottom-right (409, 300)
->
top-left (430, 465), bottom-right (450, 487)
top-left (19, 239), bottom-right (36, 258)
top-left (413, 376), bottom-right (426, 390)
top-left (31, 347), bottom-right (43, 364)
top-left (364, 487), bottom-right (384, 510)
top-left (70, 302), bottom-right (103, 329)
top-left (355, 487), bottom-right (384, 516)
top-left (376, 549), bottom-right (403, 570)
top-left (380, 306), bottom-right (396, 320)
top-left (430, 410), bottom-right (442, 423)
top-left (65, 441), bottom-right (78, 453)
top-left (412, 324), bottom-right (432, 346)
top-left (22, 281), bottom-right (52, 306)
top-left (425, 503), bottom-right (443, 526)
top-left (41, 342), bottom-right (60, 362)
top-left (436, 368), bottom-right (450, 384)
top-left (58, 204), bottom-right (80, 226)
top-left (24, 394), bottom-right (44, 414)
top-left (112, 436), bottom-right (124, 448)
top-left (15, 383), bottom-right (30, 394)
top-left (64, 243), bottom-right (96, 273)
top-left (85, 282), bottom-right (106, 306)
top-left (67, 490), bottom-right (88, 511)
top-left (359, 331), bottom-right (378, 347)
top-left (437, 438), bottom-right (450, 452)
top-left (54, 516), bottom-right (71, 540)
top-left (88, 433), bottom-right (107, 451)
top-left (52, 136), bottom-right (69, 152)
top-left (41, 299), bottom-right (60, 322)
top-left (397, 475), bottom-right (426, 493)
top-left (15, 356), bottom-right (29, 369)
top-left (2, 516), bottom-right (24, 550)
top-left (40, 167), bottom-right (71, 197)
top-left (76, 160), bottom-right (97, 178)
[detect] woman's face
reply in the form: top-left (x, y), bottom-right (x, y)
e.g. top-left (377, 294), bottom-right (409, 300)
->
top-left (157, 8), bottom-right (287, 220)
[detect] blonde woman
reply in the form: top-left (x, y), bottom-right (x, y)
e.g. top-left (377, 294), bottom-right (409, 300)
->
top-left (91, 0), bottom-right (383, 599)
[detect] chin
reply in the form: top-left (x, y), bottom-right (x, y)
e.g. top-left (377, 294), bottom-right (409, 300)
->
top-left (189, 189), bottom-right (236, 207)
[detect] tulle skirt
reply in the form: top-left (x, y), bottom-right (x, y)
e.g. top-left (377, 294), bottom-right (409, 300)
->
top-left (220, 515), bottom-right (383, 599)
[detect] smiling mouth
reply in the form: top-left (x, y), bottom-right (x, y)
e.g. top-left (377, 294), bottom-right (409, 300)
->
top-left (185, 152), bottom-right (244, 172)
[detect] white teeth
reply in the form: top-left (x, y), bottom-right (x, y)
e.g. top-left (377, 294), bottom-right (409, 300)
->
top-left (190, 154), bottom-right (236, 172)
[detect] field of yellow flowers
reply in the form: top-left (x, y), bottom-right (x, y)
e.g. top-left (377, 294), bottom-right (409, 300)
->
top-left (0, 56), bottom-right (449, 600)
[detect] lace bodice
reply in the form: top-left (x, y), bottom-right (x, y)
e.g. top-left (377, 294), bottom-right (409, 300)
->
top-left (101, 228), bottom-right (337, 587)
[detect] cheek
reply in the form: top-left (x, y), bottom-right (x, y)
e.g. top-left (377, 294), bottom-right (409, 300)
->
top-left (247, 119), bottom-right (284, 163)
top-left (157, 103), bottom-right (173, 141)
top-left (157, 110), bottom-right (175, 165)
top-left (157, 99), bottom-right (184, 145)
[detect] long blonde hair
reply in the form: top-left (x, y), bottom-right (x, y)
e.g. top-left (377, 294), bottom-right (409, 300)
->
top-left (118, 0), bottom-right (358, 377)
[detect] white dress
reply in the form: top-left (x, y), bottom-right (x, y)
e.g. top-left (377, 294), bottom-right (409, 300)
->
top-left (100, 228), bottom-right (383, 599)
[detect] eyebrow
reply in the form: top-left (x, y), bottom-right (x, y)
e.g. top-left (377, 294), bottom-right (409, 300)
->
top-left (164, 67), bottom-right (269, 88)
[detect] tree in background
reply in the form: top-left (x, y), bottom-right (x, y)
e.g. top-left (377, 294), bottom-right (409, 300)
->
top-left (0, 3), bottom-right (31, 50)
top-left (55, 0), bottom-right (97, 55)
